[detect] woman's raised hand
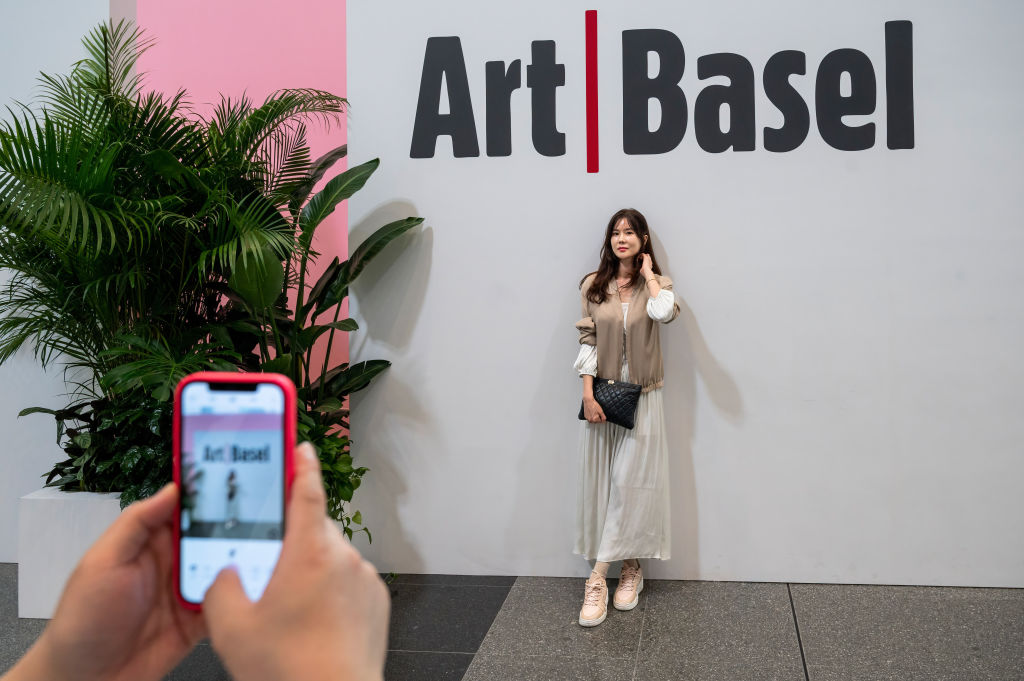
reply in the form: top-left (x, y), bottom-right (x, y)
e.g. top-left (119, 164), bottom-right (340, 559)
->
top-left (639, 253), bottom-right (654, 278)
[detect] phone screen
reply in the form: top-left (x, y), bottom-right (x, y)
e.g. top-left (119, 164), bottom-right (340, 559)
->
top-left (178, 380), bottom-right (286, 604)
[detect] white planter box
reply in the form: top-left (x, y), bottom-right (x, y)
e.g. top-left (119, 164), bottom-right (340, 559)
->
top-left (18, 487), bottom-right (122, 619)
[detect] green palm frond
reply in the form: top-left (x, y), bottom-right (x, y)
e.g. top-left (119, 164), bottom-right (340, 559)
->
top-left (99, 334), bottom-right (240, 401)
top-left (227, 89), bottom-right (347, 159)
top-left (0, 110), bottom-right (127, 252)
top-left (76, 19), bottom-right (154, 99)
top-left (194, 192), bottom-right (294, 275)
top-left (259, 121), bottom-right (312, 203)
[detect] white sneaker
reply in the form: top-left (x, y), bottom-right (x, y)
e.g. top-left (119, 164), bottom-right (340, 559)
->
top-left (613, 563), bottom-right (643, 611)
top-left (578, 576), bottom-right (609, 626)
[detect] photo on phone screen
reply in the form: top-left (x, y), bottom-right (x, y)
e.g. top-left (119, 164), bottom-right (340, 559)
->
top-left (178, 380), bottom-right (286, 604)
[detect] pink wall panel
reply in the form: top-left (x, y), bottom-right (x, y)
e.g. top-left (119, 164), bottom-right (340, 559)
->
top-left (136, 0), bottom-right (349, 366)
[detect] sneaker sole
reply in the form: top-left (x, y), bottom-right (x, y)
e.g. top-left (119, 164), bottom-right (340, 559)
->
top-left (578, 611), bottom-right (607, 627)
top-left (613, 576), bottom-right (644, 611)
top-left (578, 590), bottom-right (609, 627)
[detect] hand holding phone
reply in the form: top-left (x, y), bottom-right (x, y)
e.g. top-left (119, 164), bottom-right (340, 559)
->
top-left (6, 484), bottom-right (206, 681)
top-left (203, 444), bottom-right (390, 681)
top-left (173, 372), bottom-right (297, 609)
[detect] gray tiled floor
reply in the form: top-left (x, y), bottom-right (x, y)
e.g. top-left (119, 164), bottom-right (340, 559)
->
top-left (2, 563), bottom-right (1022, 681)
top-left (464, 576), bottom-right (1024, 681)
top-left (791, 583), bottom-right (1024, 681)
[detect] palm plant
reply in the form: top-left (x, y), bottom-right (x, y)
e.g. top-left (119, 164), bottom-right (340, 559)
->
top-left (0, 21), bottom-right (419, 535)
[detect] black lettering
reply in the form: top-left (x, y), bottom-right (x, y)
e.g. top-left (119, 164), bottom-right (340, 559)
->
top-left (485, 59), bottom-right (521, 157)
top-left (203, 446), bottom-right (224, 462)
top-left (622, 29), bottom-right (687, 155)
top-left (695, 53), bottom-right (756, 153)
top-left (231, 446), bottom-right (270, 462)
top-left (816, 49), bottom-right (876, 151)
top-left (526, 41), bottom-right (565, 156)
top-left (885, 20), bottom-right (914, 149)
top-left (410, 37), bottom-right (480, 158)
top-left (763, 50), bottom-right (809, 152)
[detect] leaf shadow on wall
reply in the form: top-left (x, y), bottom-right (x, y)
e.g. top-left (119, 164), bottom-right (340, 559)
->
top-left (347, 200), bottom-right (434, 571)
top-left (349, 200), bottom-right (431, 352)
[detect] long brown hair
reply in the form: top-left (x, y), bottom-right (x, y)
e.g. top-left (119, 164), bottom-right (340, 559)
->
top-left (580, 208), bottom-right (663, 304)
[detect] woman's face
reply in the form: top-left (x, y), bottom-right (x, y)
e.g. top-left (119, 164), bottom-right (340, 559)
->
top-left (610, 218), bottom-right (644, 263)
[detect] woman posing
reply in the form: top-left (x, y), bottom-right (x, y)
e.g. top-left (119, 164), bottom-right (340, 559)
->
top-left (573, 208), bottom-right (679, 626)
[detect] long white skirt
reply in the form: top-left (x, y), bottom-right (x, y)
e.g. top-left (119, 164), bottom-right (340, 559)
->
top-left (574, 362), bottom-right (671, 562)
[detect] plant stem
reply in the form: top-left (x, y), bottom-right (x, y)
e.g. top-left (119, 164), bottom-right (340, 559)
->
top-left (317, 302), bottom-right (343, 404)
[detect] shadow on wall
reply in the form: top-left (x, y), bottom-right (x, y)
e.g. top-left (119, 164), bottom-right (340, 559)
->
top-left (660, 234), bottom-right (744, 580)
top-left (348, 200), bottom-right (433, 571)
top-left (349, 200), bottom-right (431, 353)
top-left (660, 295), bottom-right (745, 580)
top-left (507, 273), bottom-right (594, 575)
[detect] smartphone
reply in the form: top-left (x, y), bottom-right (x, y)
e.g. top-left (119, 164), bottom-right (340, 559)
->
top-left (173, 372), bottom-right (296, 610)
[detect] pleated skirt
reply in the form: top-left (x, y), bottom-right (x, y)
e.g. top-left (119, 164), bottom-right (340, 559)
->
top-left (574, 362), bottom-right (671, 562)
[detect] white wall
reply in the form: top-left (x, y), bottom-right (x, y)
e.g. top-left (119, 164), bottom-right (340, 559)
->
top-left (0, 0), bottom-right (111, 562)
top-left (347, 0), bottom-right (1024, 586)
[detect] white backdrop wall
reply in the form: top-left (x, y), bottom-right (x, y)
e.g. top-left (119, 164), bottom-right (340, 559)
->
top-left (347, 0), bottom-right (1024, 586)
top-left (0, 0), bottom-right (111, 562)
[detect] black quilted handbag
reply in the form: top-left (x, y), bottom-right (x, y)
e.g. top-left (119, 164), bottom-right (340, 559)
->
top-left (578, 377), bottom-right (642, 429)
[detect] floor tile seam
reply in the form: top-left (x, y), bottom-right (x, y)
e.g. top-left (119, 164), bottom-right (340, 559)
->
top-left (517, 578), bottom-right (1024, 592)
top-left (392, 583), bottom-right (518, 589)
top-left (630, 595), bottom-right (649, 681)
top-left (390, 587), bottom-right (517, 661)
top-left (787, 582), bottom-right (1024, 595)
top-left (466, 587), bottom-right (539, 659)
top-left (468, 651), bottom-right (638, 661)
top-left (508, 583), bottom-right (607, 593)
top-left (387, 648), bottom-right (476, 655)
top-left (786, 583), bottom-right (811, 681)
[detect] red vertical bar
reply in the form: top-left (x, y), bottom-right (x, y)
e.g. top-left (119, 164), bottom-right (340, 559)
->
top-left (585, 9), bottom-right (599, 173)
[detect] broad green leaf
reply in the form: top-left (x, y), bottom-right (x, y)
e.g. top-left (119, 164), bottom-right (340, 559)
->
top-left (260, 354), bottom-right (294, 375)
top-left (288, 143), bottom-right (347, 213)
top-left (309, 363), bottom-right (348, 392)
top-left (347, 216), bottom-right (423, 283)
top-left (306, 257), bottom-right (344, 315)
top-left (312, 216), bottom-right (423, 317)
top-left (296, 319), bottom-right (359, 351)
top-left (312, 398), bottom-right (345, 412)
top-left (352, 510), bottom-right (362, 525)
top-left (18, 406), bottom-right (58, 418)
top-left (299, 158), bottom-right (379, 247)
top-left (325, 360), bottom-right (391, 397)
top-left (323, 412), bottom-right (349, 429)
top-left (141, 149), bottom-right (209, 195)
top-left (229, 247), bottom-right (284, 311)
top-left (313, 262), bottom-right (351, 318)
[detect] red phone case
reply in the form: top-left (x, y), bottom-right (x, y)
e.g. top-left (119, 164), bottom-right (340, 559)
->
top-left (172, 371), bottom-right (297, 611)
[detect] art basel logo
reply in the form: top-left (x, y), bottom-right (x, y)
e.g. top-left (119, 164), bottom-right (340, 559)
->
top-left (410, 11), bottom-right (914, 172)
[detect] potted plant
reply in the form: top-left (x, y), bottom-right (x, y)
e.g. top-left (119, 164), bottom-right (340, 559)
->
top-left (0, 21), bottom-right (419, 614)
